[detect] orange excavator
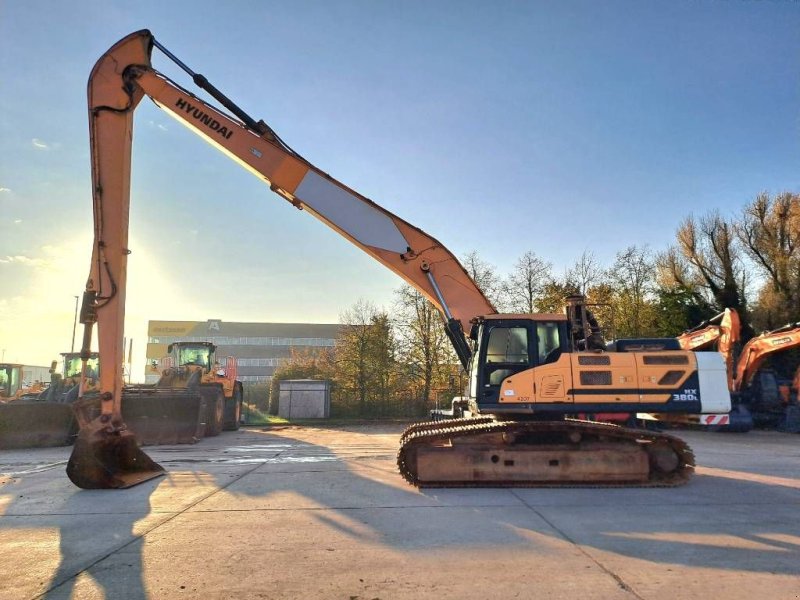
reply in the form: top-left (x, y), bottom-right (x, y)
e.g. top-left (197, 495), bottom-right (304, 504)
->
top-left (678, 310), bottom-right (800, 430)
top-left (66, 30), bottom-right (733, 489)
top-left (731, 322), bottom-right (800, 429)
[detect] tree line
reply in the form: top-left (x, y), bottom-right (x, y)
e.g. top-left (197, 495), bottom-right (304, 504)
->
top-left (272, 191), bottom-right (799, 417)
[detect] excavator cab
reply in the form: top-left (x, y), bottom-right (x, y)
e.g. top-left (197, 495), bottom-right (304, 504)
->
top-left (471, 318), bottom-right (568, 407)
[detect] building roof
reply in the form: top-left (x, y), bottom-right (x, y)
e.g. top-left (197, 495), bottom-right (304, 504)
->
top-left (148, 320), bottom-right (341, 338)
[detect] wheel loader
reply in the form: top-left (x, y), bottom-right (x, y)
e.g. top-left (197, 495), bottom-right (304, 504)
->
top-left (65, 30), bottom-right (733, 489)
top-left (0, 362), bottom-right (77, 449)
top-left (155, 341), bottom-right (243, 434)
top-left (53, 351), bottom-right (211, 447)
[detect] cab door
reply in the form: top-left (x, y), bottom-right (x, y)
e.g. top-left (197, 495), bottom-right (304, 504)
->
top-left (493, 320), bottom-right (574, 406)
top-left (532, 321), bottom-right (572, 404)
top-left (480, 324), bottom-right (532, 406)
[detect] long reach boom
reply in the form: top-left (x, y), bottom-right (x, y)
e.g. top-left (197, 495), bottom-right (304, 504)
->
top-left (68, 30), bottom-right (493, 487)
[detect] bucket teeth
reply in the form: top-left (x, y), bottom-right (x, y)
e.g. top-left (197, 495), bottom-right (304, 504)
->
top-left (67, 419), bottom-right (164, 489)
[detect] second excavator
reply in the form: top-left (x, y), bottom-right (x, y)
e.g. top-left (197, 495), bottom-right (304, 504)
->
top-left (66, 30), bottom-right (732, 489)
top-left (732, 322), bottom-right (800, 429)
top-left (678, 309), bottom-right (800, 430)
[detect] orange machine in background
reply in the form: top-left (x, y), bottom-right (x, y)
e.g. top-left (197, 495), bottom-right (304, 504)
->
top-left (677, 308), bottom-right (741, 391)
top-left (731, 322), bottom-right (800, 430)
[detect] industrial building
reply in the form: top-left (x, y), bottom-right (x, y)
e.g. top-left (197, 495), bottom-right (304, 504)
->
top-left (145, 319), bottom-right (339, 384)
top-left (22, 365), bottom-right (52, 385)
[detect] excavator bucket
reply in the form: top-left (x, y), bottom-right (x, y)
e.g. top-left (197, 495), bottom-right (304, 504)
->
top-left (67, 424), bottom-right (164, 489)
top-left (66, 398), bottom-right (165, 489)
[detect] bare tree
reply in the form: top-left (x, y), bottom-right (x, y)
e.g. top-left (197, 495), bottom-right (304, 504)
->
top-left (566, 250), bottom-right (604, 296)
top-left (609, 245), bottom-right (657, 337)
top-left (737, 192), bottom-right (800, 326)
top-left (663, 212), bottom-right (750, 335)
top-left (460, 250), bottom-right (504, 308)
top-left (503, 251), bottom-right (552, 313)
top-left (337, 299), bottom-right (397, 415)
top-left (393, 285), bottom-right (457, 411)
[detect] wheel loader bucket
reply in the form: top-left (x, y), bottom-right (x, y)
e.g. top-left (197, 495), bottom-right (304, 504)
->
top-left (0, 402), bottom-right (78, 450)
top-left (66, 416), bottom-right (165, 489)
top-left (121, 387), bottom-right (207, 445)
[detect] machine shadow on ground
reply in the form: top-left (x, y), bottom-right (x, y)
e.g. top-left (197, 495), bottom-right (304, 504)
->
top-left (0, 426), bottom-right (799, 598)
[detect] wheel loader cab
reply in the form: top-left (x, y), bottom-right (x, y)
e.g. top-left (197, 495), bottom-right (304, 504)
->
top-left (470, 316), bottom-right (569, 409)
top-left (62, 353), bottom-right (100, 383)
top-left (170, 343), bottom-right (216, 372)
top-left (0, 364), bottom-right (23, 400)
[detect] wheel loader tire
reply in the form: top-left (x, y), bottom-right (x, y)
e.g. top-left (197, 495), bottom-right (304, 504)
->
top-left (223, 384), bottom-right (243, 431)
top-left (199, 384), bottom-right (224, 437)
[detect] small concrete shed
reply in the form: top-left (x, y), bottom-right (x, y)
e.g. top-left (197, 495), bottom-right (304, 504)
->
top-left (278, 379), bottom-right (331, 419)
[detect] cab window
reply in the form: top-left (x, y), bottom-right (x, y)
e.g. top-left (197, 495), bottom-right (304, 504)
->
top-left (9, 367), bottom-right (21, 395)
top-left (537, 322), bottom-right (562, 364)
top-left (486, 327), bottom-right (529, 364)
top-left (484, 326), bottom-right (530, 387)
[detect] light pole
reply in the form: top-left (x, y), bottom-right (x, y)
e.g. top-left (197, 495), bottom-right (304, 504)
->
top-left (71, 295), bottom-right (79, 353)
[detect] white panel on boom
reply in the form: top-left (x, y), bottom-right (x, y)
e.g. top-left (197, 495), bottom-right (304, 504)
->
top-left (294, 170), bottom-right (409, 253)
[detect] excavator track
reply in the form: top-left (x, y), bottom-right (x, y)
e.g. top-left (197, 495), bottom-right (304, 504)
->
top-left (397, 418), bottom-right (694, 488)
top-left (399, 416), bottom-right (497, 445)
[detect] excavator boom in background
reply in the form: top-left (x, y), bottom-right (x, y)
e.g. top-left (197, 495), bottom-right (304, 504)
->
top-left (67, 30), bottom-right (732, 489)
top-left (677, 308), bottom-right (741, 391)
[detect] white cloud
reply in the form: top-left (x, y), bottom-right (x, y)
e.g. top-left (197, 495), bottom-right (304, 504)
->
top-left (0, 187), bottom-right (10, 193)
top-left (0, 255), bottom-right (47, 266)
top-left (32, 138), bottom-right (50, 150)
top-left (148, 120), bottom-right (168, 132)
top-left (13, 219), bottom-right (22, 225)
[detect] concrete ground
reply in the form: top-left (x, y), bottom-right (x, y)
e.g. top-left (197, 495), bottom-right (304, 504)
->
top-left (1, 425), bottom-right (799, 600)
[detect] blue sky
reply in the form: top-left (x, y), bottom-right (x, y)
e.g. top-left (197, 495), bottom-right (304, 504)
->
top-left (0, 1), bottom-right (798, 373)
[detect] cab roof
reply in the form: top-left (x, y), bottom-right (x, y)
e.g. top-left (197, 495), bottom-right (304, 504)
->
top-left (481, 313), bottom-right (568, 322)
